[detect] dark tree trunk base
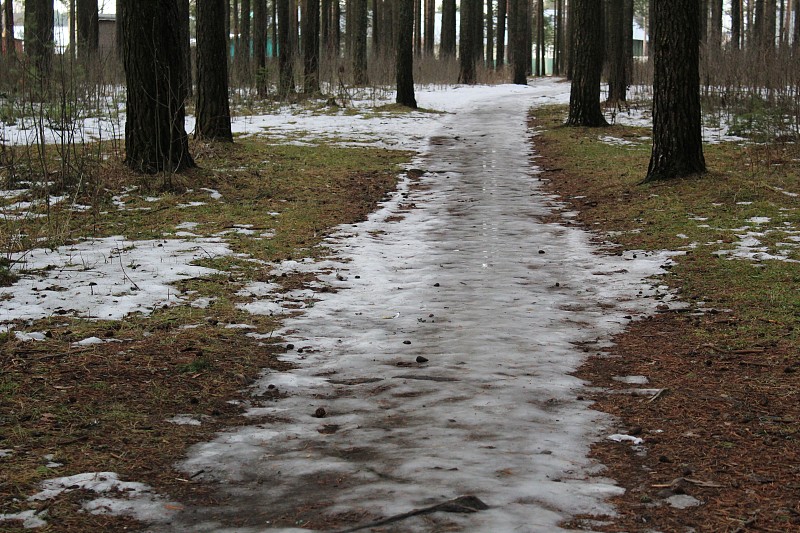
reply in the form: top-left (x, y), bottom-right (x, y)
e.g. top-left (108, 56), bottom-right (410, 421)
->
top-left (644, 0), bottom-right (706, 182)
top-left (120, 0), bottom-right (195, 174)
top-left (566, 0), bottom-right (608, 127)
top-left (196, 0), bottom-right (233, 143)
top-left (396, 0), bottom-right (417, 108)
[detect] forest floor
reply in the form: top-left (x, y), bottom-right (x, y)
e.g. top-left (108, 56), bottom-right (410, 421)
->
top-left (0, 137), bottom-right (409, 532)
top-left (2, 81), bottom-right (798, 532)
top-left (531, 106), bottom-right (800, 532)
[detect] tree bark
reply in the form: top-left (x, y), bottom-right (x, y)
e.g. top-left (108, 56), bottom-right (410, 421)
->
top-left (177, 0), bottom-right (192, 96)
top-left (303, 0), bottom-right (320, 93)
top-left (509, 0), bottom-right (527, 84)
top-left (764, 0), bottom-right (777, 49)
top-left (553, 0), bottom-right (562, 75)
top-left (414, 0), bottom-right (422, 55)
top-left (536, 0), bottom-right (545, 75)
top-left (566, 0), bottom-right (607, 126)
top-left (24, 0), bottom-right (54, 79)
top-left (196, 0), bottom-right (233, 142)
top-left (459, 0), bottom-right (477, 83)
top-left (566, 0), bottom-right (575, 78)
top-left (253, 0), bottom-right (268, 95)
top-left (396, 0), bottom-right (417, 107)
top-left (278, 0), bottom-right (295, 97)
top-left (794, 0), bottom-right (800, 47)
top-left (352, 0), bottom-right (368, 85)
top-left (699, 0), bottom-right (708, 44)
top-left (425, 0), bottom-right (435, 55)
top-left (496, 0), bottom-right (507, 67)
top-left (76, 0), bottom-right (98, 61)
top-left (525, 0), bottom-right (532, 75)
top-left (709, 0), bottom-right (722, 51)
top-left (732, 0), bottom-right (742, 49)
top-left (272, 0), bottom-right (278, 58)
top-left (381, 0), bottom-right (396, 55)
top-left (607, 0), bottom-right (626, 102)
top-left (289, 0), bottom-right (299, 62)
top-left (624, 0), bottom-right (633, 84)
top-left (486, 0), bottom-right (493, 67)
top-left (474, 0), bottom-right (484, 63)
top-left (119, 0), bottom-right (194, 173)
top-left (3, 0), bottom-right (14, 57)
top-left (373, 0), bottom-right (381, 55)
top-left (239, 0), bottom-right (251, 78)
top-left (232, 0), bottom-right (240, 62)
top-left (441, 0), bottom-right (457, 57)
top-left (645, 0), bottom-right (705, 182)
top-left (68, 0), bottom-right (75, 58)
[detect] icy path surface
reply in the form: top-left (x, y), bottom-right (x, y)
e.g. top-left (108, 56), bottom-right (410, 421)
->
top-left (158, 85), bottom-right (672, 532)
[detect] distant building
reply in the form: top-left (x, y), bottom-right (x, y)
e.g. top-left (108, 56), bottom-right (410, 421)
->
top-left (98, 13), bottom-right (116, 56)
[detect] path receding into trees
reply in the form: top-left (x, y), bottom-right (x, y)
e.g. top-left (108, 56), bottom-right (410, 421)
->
top-left (156, 85), bottom-right (673, 532)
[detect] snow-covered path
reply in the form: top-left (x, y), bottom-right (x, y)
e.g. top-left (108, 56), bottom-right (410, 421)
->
top-left (157, 85), bottom-right (672, 532)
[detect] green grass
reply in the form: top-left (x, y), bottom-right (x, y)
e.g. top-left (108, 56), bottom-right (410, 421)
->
top-left (0, 128), bottom-right (410, 532)
top-left (532, 104), bottom-right (800, 350)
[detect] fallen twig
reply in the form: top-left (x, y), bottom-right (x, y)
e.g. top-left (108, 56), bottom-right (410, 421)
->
top-left (647, 388), bottom-right (669, 403)
top-left (332, 495), bottom-right (489, 533)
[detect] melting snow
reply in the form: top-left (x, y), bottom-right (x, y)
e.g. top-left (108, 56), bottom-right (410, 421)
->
top-left (0, 237), bottom-right (231, 323)
top-left (155, 81), bottom-right (678, 532)
top-left (0, 510), bottom-right (48, 529)
top-left (607, 434), bottom-right (645, 445)
top-left (28, 472), bottom-right (181, 525)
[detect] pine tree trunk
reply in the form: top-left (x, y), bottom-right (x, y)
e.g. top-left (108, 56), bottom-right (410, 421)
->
top-left (764, 0), bottom-right (777, 49)
top-left (3, 0), bottom-right (14, 57)
top-left (177, 0), bottom-right (192, 96)
top-left (253, 0), bottom-right (268, 95)
top-left (278, 0), bottom-right (295, 97)
top-left (699, 0), bottom-right (708, 44)
top-left (645, 0), bottom-right (705, 182)
top-left (272, 0), bottom-right (278, 58)
top-left (525, 0), bottom-right (532, 75)
top-left (232, 0), bottom-right (240, 62)
top-left (425, 0), bottom-right (435, 55)
top-left (566, 0), bottom-right (575, 79)
top-left (76, 0), bottom-right (99, 61)
top-left (607, 0), bottom-right (626, 102)
top-left (709, 0), bottom-right (722, 51)
top-left (414, 0), bottom-right (422, 55)
top-left (373, 0), bottom-right (381, 56)
top-left (352, 0), bottom-right (368, 85)
top-left (536, 0), bottom-right (544, 75)
top-left (396, 0), bottom-right (417, 107)
top-left (119, 0), bottom-right (194, 173)
top-left (196, 0), bottom-right (233, 142)
top-left (24, 0), bottom-right (54, 80)
top-left (441, 0), bottom-right (456, 57)
top-left (474, 0), bottom-right (484, 63)
top-left (289, 0), bottom-right (299, 61)
top-left (381, 0), bottom-right (396, 55)
top-left (334, 1), bottom-right (341, 54)
top-left (566, 0), bottom-right (607, 126)
top-left (509, 0), bottom-right (527, 84)
top-left (496, 0), bottom-right (507, 67)
top-left (486, 0), bottom-right (494, 67)
top-left (321, 0), bottom-right (331, 56)
top-left (459, 0), bottom-right (477, 83)
top-left (732, 0), bottom-right (742, 49)
top-left (239, 0), bottom-right (251, 78)
top-left (553, 0), bottom-right (562, 75)
top-left (624, 0), bottom-right (633, 85)
top-left (303, 0), bottom-right (320, 93)
top-left (794, 0), bottom-right (800, 47)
